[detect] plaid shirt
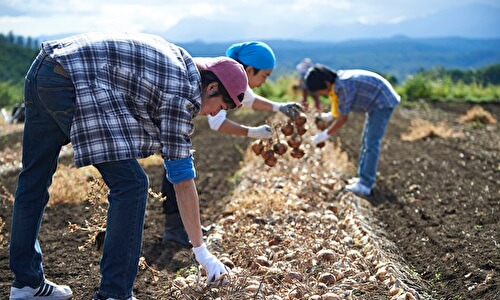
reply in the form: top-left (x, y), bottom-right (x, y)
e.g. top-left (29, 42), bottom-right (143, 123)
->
top-left (42, 32), bottom-right (201, 167)
top-left (335, 70), bottom-right (400, 115)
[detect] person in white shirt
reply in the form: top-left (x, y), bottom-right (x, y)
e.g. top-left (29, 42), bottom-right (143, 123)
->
top-left (161, 41), bottom-right (302, 247)
top-left (207, 41), bottom-right (301, 139)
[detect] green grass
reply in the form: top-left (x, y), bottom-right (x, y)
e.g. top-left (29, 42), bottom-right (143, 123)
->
top-left (2, 68), bottom-right (498, 110)
top-left (398, 74), bottom-right (500, 103)
top-left (258, 73), bottom-right (500, 105)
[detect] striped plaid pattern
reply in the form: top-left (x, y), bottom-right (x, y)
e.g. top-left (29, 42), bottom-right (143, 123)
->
top-left (335, 69), bottom-right (400, 115)
top-left (41, 32), bottom-right (202, 167)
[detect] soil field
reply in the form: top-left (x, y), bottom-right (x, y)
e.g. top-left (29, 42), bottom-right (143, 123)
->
top-left (333, 102), bottom-right (499, 300)
top-left (0, 101), bottom-right (498, 299)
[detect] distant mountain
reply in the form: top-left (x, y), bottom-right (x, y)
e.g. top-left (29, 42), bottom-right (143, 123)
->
top-left (160, 3), bottom-right (500, 43)
top-left (305, 3), bottom-right (500, 41)
top-left (21, 36), bottom-right (500, 82)
top-left (177, 37), bottom-right (500, 81)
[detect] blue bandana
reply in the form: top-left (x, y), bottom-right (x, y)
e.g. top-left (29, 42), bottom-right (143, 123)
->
top-left (226, 41), bottom-right (276, 70)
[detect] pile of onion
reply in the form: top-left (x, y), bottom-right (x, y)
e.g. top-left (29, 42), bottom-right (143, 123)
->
top-left (251, 111), bottom-right (311, 166)
top-left (251, 139), bottom-right (283, 167)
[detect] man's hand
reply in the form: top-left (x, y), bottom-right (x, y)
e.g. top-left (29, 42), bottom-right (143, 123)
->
top-left (278, 102), bottom-right (302, 119)
top-left (311, 130), bottom-right (331, 146)
top-left (193, 243), bottom-right (229, 285)
top-left (247, 125), bottom-right (272, 139)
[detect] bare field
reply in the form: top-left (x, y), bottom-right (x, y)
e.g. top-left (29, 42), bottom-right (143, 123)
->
top-left (0, 102), bottom-right (498, 299)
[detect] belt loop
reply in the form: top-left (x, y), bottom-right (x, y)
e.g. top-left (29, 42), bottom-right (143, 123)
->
top-left (34, 49), bottom-right (47, 74)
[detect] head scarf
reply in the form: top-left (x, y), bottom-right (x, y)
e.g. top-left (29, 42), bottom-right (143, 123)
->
top-left (226, 41), bottom-right (276, 70)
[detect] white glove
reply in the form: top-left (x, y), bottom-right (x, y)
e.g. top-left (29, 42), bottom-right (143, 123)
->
top-left (247, 125), bottom-right (272, 139)
top-left (321, 112), bottom-right (333, 122)
top-left (311, 130), bottom-right (331, 146)
top-left (193, 243), bottom-right (229, 285)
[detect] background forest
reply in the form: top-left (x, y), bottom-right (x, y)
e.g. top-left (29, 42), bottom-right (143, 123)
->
top-left (0, 32), bottom-right (499, 109)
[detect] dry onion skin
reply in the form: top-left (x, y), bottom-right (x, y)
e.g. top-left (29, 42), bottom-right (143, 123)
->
top-left (169, 112), bottom-right (428, 299)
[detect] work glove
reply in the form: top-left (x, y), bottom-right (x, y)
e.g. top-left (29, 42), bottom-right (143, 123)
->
top-left (193, 243), bottom-right (229, 285)
top-left (247, 125), bottom-right (272, 139)
top-left (278, 102), bottom-right (303, 119)
top-left (311, 129), bottom-right (331, 146)
top-left (320, 111), bottom-right (334, 122)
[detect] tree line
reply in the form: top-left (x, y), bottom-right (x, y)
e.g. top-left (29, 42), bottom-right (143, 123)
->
top-left (0, 32), bottom-right (39, 83)
top-left (0, 32), bottom-right (499, 108)
top-left (416, 65), bottom-right (500, 86)
top-left (0, 31), bottom-right (40, 49)
top-left (0, 32), bottom-right (39, 107)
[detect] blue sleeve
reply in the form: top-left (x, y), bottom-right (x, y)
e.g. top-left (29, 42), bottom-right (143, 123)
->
top-left (163, 156), bottom-right (196, 184)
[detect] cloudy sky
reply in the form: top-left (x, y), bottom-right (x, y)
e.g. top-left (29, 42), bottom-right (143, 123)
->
top-left (0, 0), bottom-right (498, 41)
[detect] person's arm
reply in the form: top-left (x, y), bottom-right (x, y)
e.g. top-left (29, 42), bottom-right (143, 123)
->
top-left (311, 114), bottom-right (348, 146)
top-left (164, 158), bottom-right (228, 284)
top-left (173, 178), bottom-right (203, 247)
top-left (252, 95), bottom-right (303, 119)
top-left (250, 94), bottom-right (275, 111)
top-left (163, 158), bottom-right (201, 245)
top-left (207, 103), bottom-right (272, 139)
top-left (217, 119), bottom-right (250, 136)
top-left (326, 114), bottom-right (348, 135)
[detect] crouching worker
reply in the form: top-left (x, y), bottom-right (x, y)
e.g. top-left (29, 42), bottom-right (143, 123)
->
top-left (296, 58), bottom-right (322, 113)
top-left (306, 64), bottom-right (400, 197)
top-left (9, 32), bottom-right (247, 300)
top-left (161, 41), bottom-right (302, 247)
top-left (206, 41), bottom-right (302, 139)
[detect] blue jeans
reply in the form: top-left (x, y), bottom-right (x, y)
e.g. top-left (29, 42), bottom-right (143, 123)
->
top-left (10, 51), bottom-right (148, 299)
top-left (357, 107), bottom-right (394, 188)
top-left (94, 160), bottom-right (148, 298)
top-left (161, 171), bottom-right (179, 214)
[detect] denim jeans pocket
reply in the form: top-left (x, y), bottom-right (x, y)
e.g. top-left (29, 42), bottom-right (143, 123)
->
top-left (37, 79), bottom-right (76, 137)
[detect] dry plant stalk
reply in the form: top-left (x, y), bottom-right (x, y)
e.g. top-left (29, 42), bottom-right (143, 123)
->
top-left (138, 153), bottom-right (163, 168)
top-left (0, 119), bottom-right (23, 135)
top-left (148, 188), bottom-right (166, 203)
top-left (66, 176), bottom-right (166, 284)
top-left (0, 186), bottom-right (14, 249)
top-left (68, 179), bottom-right (109, 251)
top-left (401, 119), bottom-right (464, 142)
top-left (458, 105), bottom-right (497, 125)
top-left (169, 113), bottom-right (427, 299)
top-left (0, 146), bottom-right (22, 175)
top-left (0, 216), bottom-right (5, 248)
top-left (0, 185), bottom-right (14, 203)
top-left (49, 164), bottom-right (100, 205)
top-left (138, 256), bottom-right (161, 283)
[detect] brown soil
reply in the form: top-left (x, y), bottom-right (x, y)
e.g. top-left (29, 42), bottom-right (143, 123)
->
top-left (336, 102), bottom-right (499, 300)
top-left (0, 102), bottom-right (499, 299)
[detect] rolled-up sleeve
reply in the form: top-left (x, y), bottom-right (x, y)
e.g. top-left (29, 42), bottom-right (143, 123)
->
top-left (164, 156), bottom-right (196, 184)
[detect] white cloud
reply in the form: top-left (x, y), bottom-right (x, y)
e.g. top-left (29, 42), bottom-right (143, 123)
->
top-left (0, 0), bottom-right (498, 39)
